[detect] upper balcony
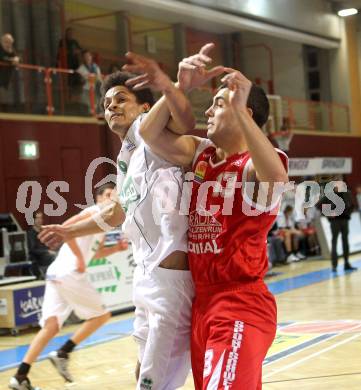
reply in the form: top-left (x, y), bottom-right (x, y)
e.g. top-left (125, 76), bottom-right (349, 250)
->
top-left (0, 61), bottom-right (351, 135)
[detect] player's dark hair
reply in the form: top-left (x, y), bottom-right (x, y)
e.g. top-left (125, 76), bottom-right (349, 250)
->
top-left (246, 84), bottom-right (270, 128)
top-left (101, 71), bottom-right (154, 108)
top-left (95, 182), bottom-right (115, 198)
top-left (218, 83), bottom-right (269, 128)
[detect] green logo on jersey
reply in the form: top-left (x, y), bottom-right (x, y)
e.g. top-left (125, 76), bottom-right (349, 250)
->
top-left (120, 176), bottom-right (140, 212)
top-left (118, 160), bottom-right (128, 174)
top-left (140, 378), bottom-right (153, 389)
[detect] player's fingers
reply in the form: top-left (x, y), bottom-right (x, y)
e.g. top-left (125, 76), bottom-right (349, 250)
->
top-left (199, 42), bottom-right (215, 56)
top-left (182, 56), bottom-right (205, 67)
top-left (132, 80), bottom-right (151, 90)
top-left (125, 74), bottom-right (149, 87)
top-left (125, 51), bottom-right (147, 63)
top-left (205, 65), bottom-right (225, 80)
top-left (46, 236), bottom-right (63, 249)
top-left (38, 226), bottom-right (56, 241)
top-left (179, 62), bottom-right (196, 70)
top-left (188, 58), bottom-right (206, 67)
top-left (122, 64), bottom-right (147, 74)
top-left (197, 53), bottom-right (212, 63)
top-left (222, 67), bottom-right (250, 83)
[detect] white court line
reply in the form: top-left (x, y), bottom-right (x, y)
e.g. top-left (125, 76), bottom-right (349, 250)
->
top-left (264, 323), bottom-right (361, 379)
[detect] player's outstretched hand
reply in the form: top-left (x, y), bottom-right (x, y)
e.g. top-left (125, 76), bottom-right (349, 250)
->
top-left (220, 68), bottom-right (252, 110)
top-left (38, 224), bottom-right (68, 250)
top-left (177, 42), bottom-right (224, 92)
top-left (122, 52), bottom-right (173, 92)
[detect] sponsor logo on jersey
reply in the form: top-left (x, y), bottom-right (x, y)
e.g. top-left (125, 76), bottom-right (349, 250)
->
top-left (194, 160), bottom-right (208, 183)
top-left (188, 239), bottom-right (222, 254)
top-left (117, 160), bottom-right (128, 174)
top-left (189, 210), bottom-right (222, 241)
top-left (124, 136), bottom-right (136, 152)
top-left (120, 176), bottom-right (140, 212)
top-left (223, 321), bottom-right (244, 389)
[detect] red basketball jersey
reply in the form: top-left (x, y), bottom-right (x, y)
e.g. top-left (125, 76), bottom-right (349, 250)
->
top-left (188, 142), bottom-right (288, 289)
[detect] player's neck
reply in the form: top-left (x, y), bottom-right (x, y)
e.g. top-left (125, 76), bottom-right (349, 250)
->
top-left (215, 139), bottom-right (248, 162)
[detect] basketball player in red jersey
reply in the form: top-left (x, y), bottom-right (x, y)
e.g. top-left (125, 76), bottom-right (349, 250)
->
top-left (124, 44), bottom-right (288, 389)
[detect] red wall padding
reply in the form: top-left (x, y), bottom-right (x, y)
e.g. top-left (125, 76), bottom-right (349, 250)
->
top-left (0, 119), bottom-right (121, 229)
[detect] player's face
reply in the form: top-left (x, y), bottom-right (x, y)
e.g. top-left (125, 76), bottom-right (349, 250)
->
top-left (34, 212), bottom-right (43, 227)
top-left (102, 188), bottom-right (113, 200)
top-left (205, 88), bottom-right (237, 144)
top-left (103, 86), bottom-right (145, 140)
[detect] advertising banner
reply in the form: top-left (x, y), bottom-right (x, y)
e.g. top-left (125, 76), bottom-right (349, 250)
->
top-left (289, 157), bottom-right (352, 176)
top-left (13, 285), bottom-right (45, 326)
top-left (87, 246), bottom-right (135, 312)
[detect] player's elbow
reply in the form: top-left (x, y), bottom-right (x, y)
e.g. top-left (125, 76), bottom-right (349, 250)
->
top-left (102, 202), bottom-right (125, 228)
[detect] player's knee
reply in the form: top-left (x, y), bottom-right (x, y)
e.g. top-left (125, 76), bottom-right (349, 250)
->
top-left (44, 316), bottom-right (60, 335)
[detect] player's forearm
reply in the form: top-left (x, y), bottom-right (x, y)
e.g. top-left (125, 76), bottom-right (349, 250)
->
top-left (139, 95), bottom-right (172, 144)
top-left (140, 82), bottom-right (194, 145)
top-left (64, 202), bottom-right (125, 239)
top-left (235, 108), bottom-right (288, 183)
top-left (163, 82), bottom-right (195, 134)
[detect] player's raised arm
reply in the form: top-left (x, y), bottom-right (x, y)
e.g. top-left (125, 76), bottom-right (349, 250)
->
top-left (123, 44), bottom-right (224, 167)
top-left (222, 68), bottom-right (288, 184)
top-left (122, 52), bottom-right (197, 166)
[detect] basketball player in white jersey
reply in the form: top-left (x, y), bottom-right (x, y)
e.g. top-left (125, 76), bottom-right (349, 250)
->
top-left (39, 71), bottom-right (196, 389)
top-left (9, 184), bottom-right (127, 390)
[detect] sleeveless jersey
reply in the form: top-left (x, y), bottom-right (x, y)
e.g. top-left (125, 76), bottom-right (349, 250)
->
top-left (188, 139), bottom-right (288, 289)
top-left (117, 114), bottom-right (188, 273)
top-left (46, 205), bottom-right (103, 279)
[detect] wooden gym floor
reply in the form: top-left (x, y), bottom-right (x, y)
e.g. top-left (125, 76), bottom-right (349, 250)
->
top-left (0, 255), bottom-right (360, 389)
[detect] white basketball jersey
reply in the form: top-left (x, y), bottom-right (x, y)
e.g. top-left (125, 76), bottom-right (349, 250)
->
top-left (46, 205), bottom-right (103, 279)
top-left (116, 114), bottom-right (188, 272)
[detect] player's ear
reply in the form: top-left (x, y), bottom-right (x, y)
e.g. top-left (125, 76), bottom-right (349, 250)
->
top-left (247, 107), bottom-right (253, 118)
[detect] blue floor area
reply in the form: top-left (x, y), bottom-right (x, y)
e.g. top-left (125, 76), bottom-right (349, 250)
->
top-left (0, 258), bottom-right (360, 372)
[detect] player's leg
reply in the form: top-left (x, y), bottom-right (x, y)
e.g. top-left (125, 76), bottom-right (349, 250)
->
top-left (340, 219), bottom-right (351, 269)
top-left (132, 266), bottom-right (150, 382)
top-left (330, 220), bottom-right (340, 270)
top-left (9, 281), bottom-right (71, 390)
top-left (136, 267), bottom-right (193, 390)
top-left (191, 302), bottom-right (207, 390)
top-left (202, 320), bottom-right (275, 390)
top-left (47, 273), bottom-right (109, 382)
top-left (133, 305), bottom-right (148, 382)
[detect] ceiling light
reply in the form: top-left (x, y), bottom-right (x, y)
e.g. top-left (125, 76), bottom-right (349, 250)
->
top-left (337, 8), bottom-right (358, 17)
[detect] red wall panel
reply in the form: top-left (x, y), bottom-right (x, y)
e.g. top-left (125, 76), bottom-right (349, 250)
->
top-left (0, 118), bottom-right (118, 228)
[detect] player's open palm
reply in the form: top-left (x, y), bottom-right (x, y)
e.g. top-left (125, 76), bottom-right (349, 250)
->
top-left (177, 42), bottom-right (224, 92)
top-left (123, 52), bottom-right (172, 92)
top-left (221, 68), bottom-right (252, 110)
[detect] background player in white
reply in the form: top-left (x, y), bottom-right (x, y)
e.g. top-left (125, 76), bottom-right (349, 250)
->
top-left (39, 71), bottom-right (196, 389)
top-left (9, 183), bottom-right (127, 390)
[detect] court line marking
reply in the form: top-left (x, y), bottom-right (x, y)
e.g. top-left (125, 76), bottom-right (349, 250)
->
top-left (264, 371), bottom-right (361, 384)
top-left (263, 323), bottom-right (361, 379)
top-left (264, 333), bottom-right (336, 365)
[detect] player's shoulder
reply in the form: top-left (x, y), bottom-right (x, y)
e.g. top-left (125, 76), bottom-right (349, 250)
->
top-left (193, 138), bottom-right (215, 166)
